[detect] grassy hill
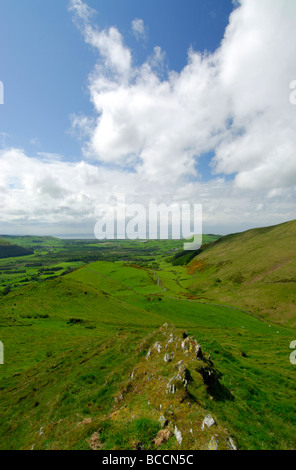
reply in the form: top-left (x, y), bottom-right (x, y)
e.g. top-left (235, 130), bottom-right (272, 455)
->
top-left (0, 238), bottom-right (34, 259)
top-left (0, 235), bottom-right (64, 250)
top-left (183, 219), bottom-right (296, 326)
top-left (0, 253), bottom-right (295, 450)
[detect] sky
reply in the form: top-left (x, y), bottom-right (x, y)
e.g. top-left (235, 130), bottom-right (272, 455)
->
top-left (0, 0), bottom-right (296, 237)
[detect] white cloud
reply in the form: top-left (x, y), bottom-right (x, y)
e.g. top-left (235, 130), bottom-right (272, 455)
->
top-left (70, 0), bottom-right (132, 78)
top-left (0, 147), bottom-right (294, 236)
top-left (71, 0), bottom-right (296, 194)
top-left (2, 0), bottom-right (296, 236)
top-left (131, 18), bottom-right (147, 41)
top-left (69, 0), bottom-right (95, 23)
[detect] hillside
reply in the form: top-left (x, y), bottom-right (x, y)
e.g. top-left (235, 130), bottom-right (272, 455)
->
top-left (0, 257), bottom-right (295, 450)
top-left (186, 219), bottom-right (296, 326)
top-left (0, 238), bottom-right (34, 259)
top-left (0, 235), bottom-right (63, 250)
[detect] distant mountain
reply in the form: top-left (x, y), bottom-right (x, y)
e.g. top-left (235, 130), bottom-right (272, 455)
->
top-left (188, 219), bottom-right (296, 326)
top-left (0, 235), bottom-right (62, 249)
top-left (0, 239), bottom-right (34, 259)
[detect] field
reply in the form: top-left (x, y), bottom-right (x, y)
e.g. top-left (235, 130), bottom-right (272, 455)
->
top-left (0, 235), bottom-right (219, 295)
top-left (0, 228), bottom-right (295, 450)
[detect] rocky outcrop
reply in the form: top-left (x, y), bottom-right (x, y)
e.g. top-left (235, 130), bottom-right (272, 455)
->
top-left (109, 325), bottom-right (237, 451)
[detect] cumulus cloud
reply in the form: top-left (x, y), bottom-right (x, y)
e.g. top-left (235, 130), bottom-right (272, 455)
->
top-left (2, 0), bottom-right (296, 235)
top-left (69, 0), bottom-right (132, 78)
top-left (71, 0), bottom-right (296, 195)
top-left (0, 147), bottom-right (294, 236)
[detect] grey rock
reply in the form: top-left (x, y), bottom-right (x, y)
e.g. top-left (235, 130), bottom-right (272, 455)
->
top-left (195, 343), bottom-right (203, 359)
top-left (168, 334), bottom-right (175, 344)
top-left (208, 435), bottom-right (219, 451)
top-left (154, 342), bottom-right (162, 353)
top-left (201, 414), bottom-right (216, 431)
top-left (166, 373), bottom-right (187, 394)
top-left (146, 348), bottom-right (152, 359)
top-left (174, 426), bottom-right (183, 445)
top-left (181, 337), bottom-right (189, 352)
top-left (164, 353), bottom-right (171, 363)
top-left (159, 415), bottom-right (168, 428)
top-left (228, 437), bottom-right (237, 450)
top-left (177, 360), bottom-right (186, 373)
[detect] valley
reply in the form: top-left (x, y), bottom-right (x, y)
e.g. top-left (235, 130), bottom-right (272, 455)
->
top-left (0, 223), bottom-right (295, 450)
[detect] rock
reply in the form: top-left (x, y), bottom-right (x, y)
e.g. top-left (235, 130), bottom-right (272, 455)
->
top-left (181, 336), bottom-right (203, 359)
top-left (89, 432), bottom-right (102, 450)
top-left (166, 372), bottom-right (188, 395)
top-left (166, 380), bottom-right (176, 395)
top-left (195, 343), bottom-right (203, 360)
top-left (146, 348), bottom-right (152, 359)
top-left (154, 429), bottom-right (171, 447)
top-left (201, 414), bottom-right (216, 431)
top-left (159, 415), bottom-right (168, 428)
top-left (154, 342), bottom-right (162, 353)
top-left (177, 360), bottom-right (186, 373)
top-left (164, 354), bottom-right (171, 363)
top-left (174, 426), bottom-right (183, 445)
top-left (168, 334), bottom-right (175, 344)
top-left (208, 435), bottom-right (219, 451)
top-left (181, 337), bottom-right (189, 353)
top-left (227, 437), bottom-right (237, 450)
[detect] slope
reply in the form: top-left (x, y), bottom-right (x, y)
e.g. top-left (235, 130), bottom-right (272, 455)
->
top-left (0, 238), bottom-right (34, 259)
top-left (0, 260), bottom-right (295, 450)
top-left (186, 219), bottom-right (296, 326)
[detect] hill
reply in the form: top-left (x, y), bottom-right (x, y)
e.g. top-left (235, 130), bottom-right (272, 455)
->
top-left (0, 235), bottom-right (63, 250)
top-left (0, 239), bottom-right (34, 259)
top-left (186, 219), bottom-right (296, 326)
top-left (0, 257), bottom-right (295, 450)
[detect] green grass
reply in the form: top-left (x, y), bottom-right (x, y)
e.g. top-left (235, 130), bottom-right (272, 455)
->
top-left (0, 224), bottom-right (296, 450)
top-left (0, 257), bottom-right (295, 450)
top-left (181, 219), bottom-right (296, 327)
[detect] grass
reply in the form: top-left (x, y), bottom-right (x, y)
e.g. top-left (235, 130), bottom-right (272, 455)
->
top-left (182, 219), bottom-right (296, 327)
top-left (0, 225), bottom-right (295, 450)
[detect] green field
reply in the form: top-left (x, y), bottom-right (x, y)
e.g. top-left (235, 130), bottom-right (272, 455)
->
top-left (0, 227), bottom-right (295, 450)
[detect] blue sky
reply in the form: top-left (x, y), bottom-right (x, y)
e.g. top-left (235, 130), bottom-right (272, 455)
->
top-left (0, 0), bottom-right (296, 237)
top-left (0, 0), bottom-right (233, 162)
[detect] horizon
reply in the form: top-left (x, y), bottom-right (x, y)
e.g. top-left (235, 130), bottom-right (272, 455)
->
top-left (1, 0), bottom-right (296, 236)
top-left (1, 215), bottom-right (294, 240)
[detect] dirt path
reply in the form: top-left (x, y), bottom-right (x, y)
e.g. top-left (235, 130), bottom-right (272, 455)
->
top-left (153, 271), bottom-right (167, 293)
top-left (247, 259), bottom-right (292, 285)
